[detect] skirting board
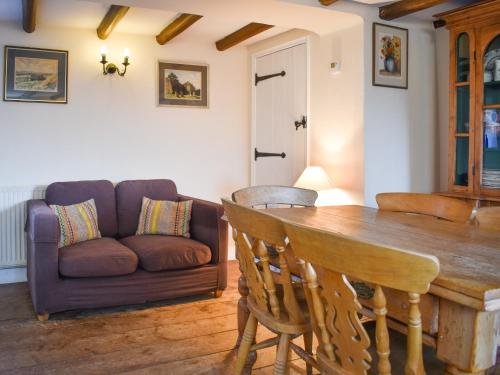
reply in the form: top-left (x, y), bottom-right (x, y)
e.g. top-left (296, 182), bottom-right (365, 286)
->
top-left (0, 267), bottom-right (27, 284)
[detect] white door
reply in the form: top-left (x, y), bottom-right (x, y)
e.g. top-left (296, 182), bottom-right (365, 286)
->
top-left (253, 43), bottom-right (307, 186)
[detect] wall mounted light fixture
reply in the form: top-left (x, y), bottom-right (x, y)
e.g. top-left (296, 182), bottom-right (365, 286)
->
top-left (100, 47), bottom-right (130, 76)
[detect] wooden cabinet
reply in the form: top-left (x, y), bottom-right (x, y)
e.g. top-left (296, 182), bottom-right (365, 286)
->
top-left (438, 2), bottom-right (500, 202)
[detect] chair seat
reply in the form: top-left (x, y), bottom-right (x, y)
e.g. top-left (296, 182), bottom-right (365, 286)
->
top-left (120, 235), bottom-right (212, 272)
top-left (59, 238), bottom-right (138, 278)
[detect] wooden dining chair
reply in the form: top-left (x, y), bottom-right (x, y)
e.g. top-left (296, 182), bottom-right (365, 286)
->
top-left (283, 219), bottom-right (441, 375)
top-left (476, 206), bottom-right (500, 231)
top-left (376, 192), bottom-right (474, 223)
top-left (221, 198), bottom-right (316, 375)
top-left (232, 185), bottom-right (318, 208)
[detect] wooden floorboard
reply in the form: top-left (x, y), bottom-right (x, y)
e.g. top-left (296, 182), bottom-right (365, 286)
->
top-left (0, 261), bottom-right (317, 374)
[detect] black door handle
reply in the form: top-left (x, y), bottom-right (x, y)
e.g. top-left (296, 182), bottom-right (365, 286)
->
top-left (295, 116), bottom-right (307, 131)
top-left (254, 148), bottom-right (286, 161)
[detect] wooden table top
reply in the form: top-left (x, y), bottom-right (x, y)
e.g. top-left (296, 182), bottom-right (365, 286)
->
top-left (266, 205), bottom-right (500, 311)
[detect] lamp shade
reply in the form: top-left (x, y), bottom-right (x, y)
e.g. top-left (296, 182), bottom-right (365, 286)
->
top-left (294, 166), bottom-right (333, 191)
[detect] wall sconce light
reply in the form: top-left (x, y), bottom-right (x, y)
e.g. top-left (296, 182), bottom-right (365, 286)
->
top-left (100, 47), bottom-right (130, 76)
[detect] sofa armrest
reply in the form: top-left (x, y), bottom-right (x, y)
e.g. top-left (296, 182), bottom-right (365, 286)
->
top-left (178, 194), bottom-right (228, 265)
top-left (25, 199), bottom-right (60, 315)
top-left (26, 199), bottom-right (59, 244)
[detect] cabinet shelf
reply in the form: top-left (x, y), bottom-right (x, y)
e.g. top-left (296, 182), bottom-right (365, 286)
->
top-left (484, 81), bottom-right (500, 87)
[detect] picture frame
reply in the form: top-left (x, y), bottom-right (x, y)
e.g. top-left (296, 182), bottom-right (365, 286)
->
top-left (372, 23), bottom-right (408, 89)
top-left (3, 46), bottom-right (68, 103)
top-left (158, 61), bottom-right (208, 108)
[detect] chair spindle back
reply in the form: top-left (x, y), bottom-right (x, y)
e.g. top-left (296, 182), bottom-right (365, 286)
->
top-left (284, 220), bottom-right (440, 375)
top-left (222, 198), bottom-right (305, 324)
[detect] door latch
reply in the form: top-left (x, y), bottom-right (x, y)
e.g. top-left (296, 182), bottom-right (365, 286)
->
top-left (295, 116), bottom-right (307, 131)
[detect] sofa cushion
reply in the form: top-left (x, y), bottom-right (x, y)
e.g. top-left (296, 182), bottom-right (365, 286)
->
top-left (46, 180), bottom-right (118, 237)
top-left (120, 235), bottom-right (211, 272)
top-left (51, 199), bottom-right (101, 248)
top-left (116, 179), bottom-right (178, 238)
top-left (59, 238), bottom-right (138, 278)
top-left (136, 198), bottom-right (193, 238)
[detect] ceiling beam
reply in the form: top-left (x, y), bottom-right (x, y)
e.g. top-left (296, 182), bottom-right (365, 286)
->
top-left (22, 0), bottom-right (38, 33)
top-left (215, 22), bottom-right (274, 51)
top-left (379, 0), bottom-right (448, 20)
top-left (97, 5), bottom-right (130, 40)
top-left (156, 13), bottom-right (203, 45)
top-left (319, 0), bottom-right (338, 5)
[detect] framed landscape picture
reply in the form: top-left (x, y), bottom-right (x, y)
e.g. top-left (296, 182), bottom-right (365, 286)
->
top-left (372, 23), bottom-right (408, 89)
top-left (3, 46), bottom-right (68, 103)
top-left (158, 61), bottom-right (208, 108)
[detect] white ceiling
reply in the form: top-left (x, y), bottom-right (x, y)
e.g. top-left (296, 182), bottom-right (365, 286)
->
top-left (0, 0), bottom-right (365, 47)
top-left (0, 0), bottom-right (479, 47)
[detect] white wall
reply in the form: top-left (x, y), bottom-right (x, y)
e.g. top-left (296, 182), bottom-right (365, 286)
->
top-left (0, 22), bottom-right (250, 204)
top-left (363, 19), bottom-right (438, 206)
top-left (331, 3), bottom-right (439, 206)
top-left (285, 0), bottom-right (440, 207)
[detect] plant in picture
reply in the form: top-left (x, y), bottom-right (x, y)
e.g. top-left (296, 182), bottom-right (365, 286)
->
top-left (380, 35), bottom-right (401, 75)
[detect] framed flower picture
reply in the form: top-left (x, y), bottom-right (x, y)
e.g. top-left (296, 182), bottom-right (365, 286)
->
top-left (3, 46), bottom-right (68, 103)
top-left (158, 61), bottom-right (208, 108)
top-left (372, 23), bottom-right (408, 89)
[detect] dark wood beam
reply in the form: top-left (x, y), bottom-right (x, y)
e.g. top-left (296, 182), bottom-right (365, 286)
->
top-left (216, 23), bottom-right (274, 51)
top-left (97, 5), bottom-right (130, 40)
top-left (156, 13), bottom-right (203, 45)
top-left (379, 0), bottom-right (448, 20)
top-left (22, 0), bottom-right (38, 33)
top-left (319, 0), bottom-right (338, 5)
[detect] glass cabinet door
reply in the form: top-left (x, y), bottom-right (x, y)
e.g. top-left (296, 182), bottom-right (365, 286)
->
top-left (481, 34), bottom-right (500, 190)
top-left (453, 32), bottom-right (472, 188)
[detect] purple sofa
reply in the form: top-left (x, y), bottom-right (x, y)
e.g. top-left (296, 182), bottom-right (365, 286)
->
top-left (25, 179), bottom-right (228, 320)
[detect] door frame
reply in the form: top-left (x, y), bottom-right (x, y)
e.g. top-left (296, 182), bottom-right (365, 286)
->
top-left (250, 36), bottom-right (311, 186)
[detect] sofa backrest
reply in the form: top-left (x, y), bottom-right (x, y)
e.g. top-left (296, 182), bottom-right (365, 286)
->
top-left (116, 179), bottom-right (178, 238)
top-left (45, 180), bottom-right (118, 237)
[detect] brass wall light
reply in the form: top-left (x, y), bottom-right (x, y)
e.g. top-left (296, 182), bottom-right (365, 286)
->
top-left (100, 47), bottom-right (130, 76)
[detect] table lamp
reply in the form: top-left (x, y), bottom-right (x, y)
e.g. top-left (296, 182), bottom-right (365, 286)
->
top-left (294, 166), bottom-right (333, 191)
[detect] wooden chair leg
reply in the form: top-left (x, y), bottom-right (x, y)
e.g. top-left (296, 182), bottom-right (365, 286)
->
top-left (303, 331), bottom-right (313, 375)
top-left (235, 313), bottom-right (258, 375)
top-left (274, 333), bottom-right (291, 375)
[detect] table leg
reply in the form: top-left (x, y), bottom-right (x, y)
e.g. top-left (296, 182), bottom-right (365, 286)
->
top-left (237, 274), bottom-right (257, 374)
top-left (437, 299), bottom-right (499, 375)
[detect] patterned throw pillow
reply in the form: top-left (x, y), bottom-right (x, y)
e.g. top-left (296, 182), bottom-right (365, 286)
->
top-left (50, 199), bottom-right (101, 248)
top-left (136, 197), bottom-right (193, 238)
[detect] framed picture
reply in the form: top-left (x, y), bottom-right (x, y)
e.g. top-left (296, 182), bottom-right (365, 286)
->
top-left (158, 61), bottom-right (208, 108)
top-left (3, 46), bottom-right (68, 103)
top-left (372, 23), bottom-right (408, 89)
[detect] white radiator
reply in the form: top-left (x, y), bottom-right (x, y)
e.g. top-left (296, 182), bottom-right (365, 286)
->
top-left (0, 186), bottom-right (46, 268)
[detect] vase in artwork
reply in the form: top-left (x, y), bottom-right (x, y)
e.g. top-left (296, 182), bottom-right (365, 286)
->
top-left (384, 56), bottom-right (396, 73)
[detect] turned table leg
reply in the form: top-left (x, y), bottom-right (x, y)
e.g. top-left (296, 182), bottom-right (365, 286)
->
top-left (237, 274), bottom-right (257, 374)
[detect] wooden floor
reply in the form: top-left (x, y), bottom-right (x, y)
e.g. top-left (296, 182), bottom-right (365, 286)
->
top-left (0, 261), bottom-right (315, 374)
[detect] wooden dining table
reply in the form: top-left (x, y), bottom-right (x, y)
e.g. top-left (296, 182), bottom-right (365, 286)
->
top-left (235, 205), bottom-right (500, 375)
